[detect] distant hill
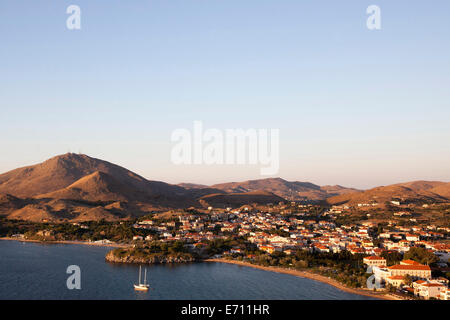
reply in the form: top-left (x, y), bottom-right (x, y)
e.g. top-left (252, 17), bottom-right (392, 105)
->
top-left (391, 181), bottom-right (446, 191)
top-left (211, 178), bottom-right (359, 201)
top-left (327, 181), bottom-right (450, 205)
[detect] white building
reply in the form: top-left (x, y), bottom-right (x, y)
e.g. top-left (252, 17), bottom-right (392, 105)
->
top-left (414, 281), bottom-right (447, 300)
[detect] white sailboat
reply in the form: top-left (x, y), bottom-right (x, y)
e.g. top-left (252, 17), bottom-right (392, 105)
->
top-left (134, 265), bottom-right (150, 291)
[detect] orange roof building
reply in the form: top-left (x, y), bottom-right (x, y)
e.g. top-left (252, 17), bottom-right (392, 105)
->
top-left (388, 263), bottom-right (431, 279)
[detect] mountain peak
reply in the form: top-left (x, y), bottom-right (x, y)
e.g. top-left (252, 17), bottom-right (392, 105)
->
top-left (0, 153), bottom-right (175, 198)
top-left (46, 152), bottom-right (91, 164)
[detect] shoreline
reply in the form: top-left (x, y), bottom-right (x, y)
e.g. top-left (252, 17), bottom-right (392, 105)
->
top-left (0, 237), bottom-right (130, 248)
top-left (0, 238), bottom-right (402, 300)
top-left (205, 258), bottom-right (401, 300)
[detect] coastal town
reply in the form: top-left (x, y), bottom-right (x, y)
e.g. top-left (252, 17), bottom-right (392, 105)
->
top-left (4, 199), bottom-right (449, 300)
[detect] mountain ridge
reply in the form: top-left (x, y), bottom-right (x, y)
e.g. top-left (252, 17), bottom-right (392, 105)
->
top-left (208, 177), bottom-right (360, 201)
top-left (1, 153), bottom-right (449, 222)
top-left (326, 181), bottom-right (450, 206)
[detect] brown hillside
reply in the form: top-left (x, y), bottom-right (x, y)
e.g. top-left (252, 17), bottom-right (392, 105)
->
top-left (0, 193), bottom-right (26, 216)
top-left (429, 182), bottom-right (450, 199)
top-left (327, 181), bottom-right (450, 205)
top-left (392, 181), bottom-right (446, 191)
top-left (71, 206), bottom-right (122, 222)
top-left (7, 204), bottom-right (61, 222)
top-left (0, 153), bottom-right (186, 198)
top-left (211, 178), bottom-right (358, 201)
top-left (36, 171), bottom-right (145, 202)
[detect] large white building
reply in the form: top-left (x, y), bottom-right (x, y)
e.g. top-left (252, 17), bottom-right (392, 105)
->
top-left (371, 260), bottom-right (433, 288)
top-left (387, 260), bottom-right (432, 279)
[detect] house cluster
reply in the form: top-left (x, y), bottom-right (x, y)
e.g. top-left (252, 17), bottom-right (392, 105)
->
top-left (131, 209), bottom-right (449, 267)
top-left (133, 214), bottom-right (235, 244)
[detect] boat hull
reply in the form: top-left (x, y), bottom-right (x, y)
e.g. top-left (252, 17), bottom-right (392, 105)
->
top-left (134, 284), bottom-right (149, 291)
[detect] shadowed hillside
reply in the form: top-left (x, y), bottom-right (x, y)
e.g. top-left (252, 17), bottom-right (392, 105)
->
top-left (198, 191), bottom-right (285, 207)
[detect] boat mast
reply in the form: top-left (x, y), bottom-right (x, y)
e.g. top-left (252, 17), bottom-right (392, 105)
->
top-left (144, 268), bottom-right (147, 285)
top-left (139, 265), bottom-right (141, 284)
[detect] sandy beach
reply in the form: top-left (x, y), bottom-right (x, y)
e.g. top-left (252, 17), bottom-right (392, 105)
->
top-left (205, 258), bottom-right (401, 300)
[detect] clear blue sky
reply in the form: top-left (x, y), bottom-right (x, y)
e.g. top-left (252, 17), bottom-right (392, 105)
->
top-left (1, 1), bottom-right (449, 188)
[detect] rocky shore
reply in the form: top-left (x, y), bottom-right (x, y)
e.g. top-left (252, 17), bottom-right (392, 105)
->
top-left (105, 248), bottom-right (197, 264)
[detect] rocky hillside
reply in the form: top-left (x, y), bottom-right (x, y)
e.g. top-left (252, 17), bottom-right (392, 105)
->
top-left (0, 153), bottom-right (187, 199)
top-left (327, 181), bottom-right (450, 205)
top-left (210, 178), bottom-right (360, 201)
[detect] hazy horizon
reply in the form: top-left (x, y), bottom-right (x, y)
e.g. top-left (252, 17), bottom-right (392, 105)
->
top-left (1, 1), bottom-right (450, 189)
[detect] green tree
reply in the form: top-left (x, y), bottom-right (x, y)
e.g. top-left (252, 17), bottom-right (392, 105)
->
top-left (403, 274), bottom-right (413, 286)
top-left (404, 247), bottom-right (438, 265)
top-left (381, 251), bottom-right (403, 266)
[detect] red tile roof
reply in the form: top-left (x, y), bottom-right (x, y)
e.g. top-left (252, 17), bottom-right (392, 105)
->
top-left (388, 265), bottom-right (431, 271)
top-left (364, 256), bottom-right (385, 260)
top-left (401, 259), bottom-right (422, 265)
